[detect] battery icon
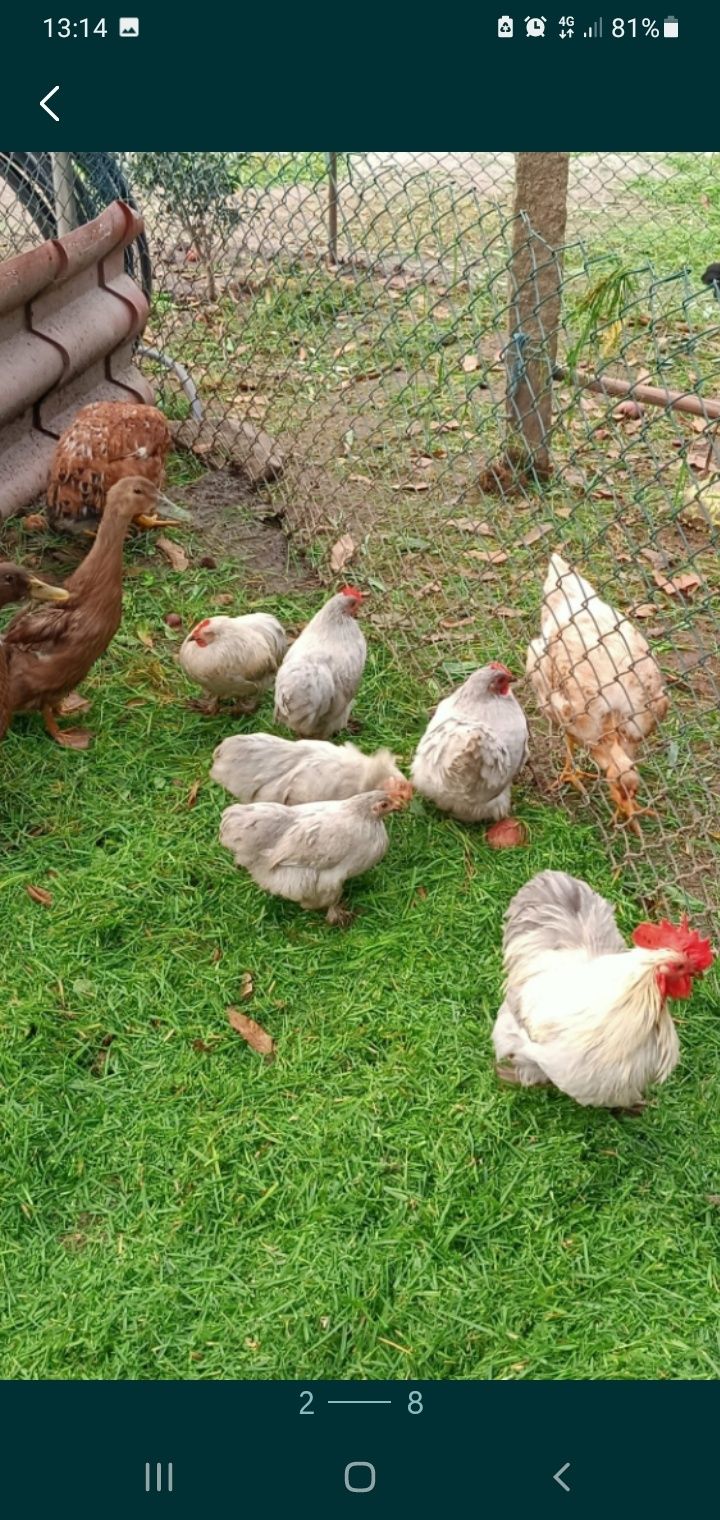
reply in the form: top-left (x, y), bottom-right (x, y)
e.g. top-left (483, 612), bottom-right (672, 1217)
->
top-left (663, 15), bottom-right (678, 36)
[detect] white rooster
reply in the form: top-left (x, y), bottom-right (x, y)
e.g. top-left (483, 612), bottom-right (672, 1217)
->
top-left (411, 662), bottom-right (528, 829)
top-left (274, 586), bottom-right (366, 738)
top-left (492, 870), bottom-right (713, 1110)
top-left (179, 613), bottom-right (287, 713)
top-left (219, 776), bottom-right (412, 925)
top-left (211, 733), bottom-right (404, 805)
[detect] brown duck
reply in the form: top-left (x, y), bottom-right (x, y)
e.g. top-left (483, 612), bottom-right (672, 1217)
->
top-left (4, 477), bottom-right (188, 749)
top-left (0, 564), bottom-right (69, 740)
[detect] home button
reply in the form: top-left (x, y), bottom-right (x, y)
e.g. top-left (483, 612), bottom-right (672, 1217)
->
top-left (344, 1461), bottom-right (376, 1493)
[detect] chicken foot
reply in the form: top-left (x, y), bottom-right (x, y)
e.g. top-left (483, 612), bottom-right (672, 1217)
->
top-left (549, 736), bottom-right (595, 794)
top-left (325, 902), bottom-right (356, 928)
top-left (42, 702), bottom-right (93, 750)
top-left (608, 783), bottom-right (658, 838)
top-left (495, 1062), bottom-right (551, 1088)
top-left (187, 696), bottom-right (221, 716)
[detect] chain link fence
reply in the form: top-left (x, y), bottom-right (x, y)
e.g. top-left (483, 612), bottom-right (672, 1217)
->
top-left (1, 151), bottom-right (719, 922)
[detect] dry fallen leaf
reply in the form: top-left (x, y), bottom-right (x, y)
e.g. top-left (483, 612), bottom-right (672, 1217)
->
top-left (632, 603), bottom-right (657, 619)
top-left (23, 513), bottom-right (47, 532)
top-left (462, 353), bottom-right (480, 373)
top-left (440, 615), bottom-right (474, 629)
top-left (496, 605), bottom-right (525, 619)
top-left (653, 570), bottom-right (702, 599)
top-left (227, 1006), bottom-right (275, 1060)
top-left (465, 549), bottom-right (509, 564)
top-left (706, 1194), bottom-right (720, 1207)
top-left (447, 518), bottom-right (494, 536)
top-left (521, 523), bottom-right (552, 548)
top-left (555, 506), bottom-right (572, 520)
top-left (640, 547), bottom-right (669, 570)
top-left (614, 399), bottom-right (645, 420)
top-left (157, 537), bottom-right (189, 572)
top-left (239, 971), bottom-right (254, 1000)
top-left (430, 419), bottom-right (460, 433)
top-left (26, 884), bottom-right (53, 907)
top-left (688, 439), bottom-right (716, 474)
top-left (348, 473), bottom-right (372, 484)
top-left (391, 481), bottom-right (430, 493)
top-left (136, 628), bottom-right (155, 650)
top-left (92, 1033), bottom-right (115, 1076)
top-left (486, 818), bottom-right (528, 849)
top-left (187, 780), bottom-right (201, 808)
top-left (592, 487), bottom-right (615, 501)
top-left (560, 467), bottom-right (586, 491)
top-left (192, 1038), bottom-right (215, 1054)
top-left (329, 533), bottom-right (356, 573)
top-left (213, 593), bottom-right (234, 607)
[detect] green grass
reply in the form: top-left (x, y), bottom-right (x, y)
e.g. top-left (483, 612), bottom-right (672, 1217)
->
top-left (0, 540), bottom-right (719, 1381)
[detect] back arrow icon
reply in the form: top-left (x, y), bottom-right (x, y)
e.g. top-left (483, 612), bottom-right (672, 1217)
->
top-left (40, 86), bottom-right (60, 121)
top-left (553, 1462), bottom-right (571, 1492)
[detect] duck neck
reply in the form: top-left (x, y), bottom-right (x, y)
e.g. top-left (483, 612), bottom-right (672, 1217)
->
top-left (69, 511), bottom-right (130, 596)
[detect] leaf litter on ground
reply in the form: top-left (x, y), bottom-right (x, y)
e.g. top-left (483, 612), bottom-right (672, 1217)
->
top-left (227, 1006), bottom-right (275, 1060)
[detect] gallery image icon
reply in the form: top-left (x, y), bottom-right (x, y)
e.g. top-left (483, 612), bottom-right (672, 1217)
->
top-left (497, 15), bottom-right (514, 36)
top-left (119, 17), bottom-right (140, 35)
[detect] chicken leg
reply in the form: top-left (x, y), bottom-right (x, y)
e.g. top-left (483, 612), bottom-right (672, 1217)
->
top-left (550, 735), bottom-right (595, 794)
top-left (608, 782), bottom-right (658, 837)
top-left (325, 902), bottom-right (356, 928)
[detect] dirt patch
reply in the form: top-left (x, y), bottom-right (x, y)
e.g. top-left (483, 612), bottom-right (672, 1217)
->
top-left (176, 468), bottom-right (317, 595)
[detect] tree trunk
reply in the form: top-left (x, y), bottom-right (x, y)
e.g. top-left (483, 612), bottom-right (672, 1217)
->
top-left (504, 152), bottom-right (569, 480)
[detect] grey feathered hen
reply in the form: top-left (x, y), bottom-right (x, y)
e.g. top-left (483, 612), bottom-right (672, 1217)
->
top-left (219, 776), bottom-right (413, 924)
top-left (410, 663), bottom-right (528, 823)
top-left (211, 733), bottom-right (404, 804)
top-left (274, 586), bottom-right (367, 738)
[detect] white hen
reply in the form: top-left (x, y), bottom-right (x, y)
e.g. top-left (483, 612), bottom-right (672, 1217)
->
top-left (219, 777), bottom-right (412, 924)
top-left (274, 586), bottom-right (366, 738)
top-left (179, 613), bottom-right (287, 712)
top-left (211, 733), bottom-right (404, 804)
top-left (492, 870), bottom-right (713, 1109)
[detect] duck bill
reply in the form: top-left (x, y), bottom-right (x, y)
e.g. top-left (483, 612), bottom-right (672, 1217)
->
top-left (156, 491), bottom-right (192, 522)
top-left (27, 575), bottom-right (70, 603)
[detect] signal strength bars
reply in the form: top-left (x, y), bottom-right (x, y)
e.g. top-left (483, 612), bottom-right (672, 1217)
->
top-left (583, 15), bottom-right (602, 35)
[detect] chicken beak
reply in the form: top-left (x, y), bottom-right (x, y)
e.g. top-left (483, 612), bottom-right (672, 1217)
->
top-left (26, 575), bottom-right (70, 603)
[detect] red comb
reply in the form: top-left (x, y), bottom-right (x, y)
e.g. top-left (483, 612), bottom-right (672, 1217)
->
top-left (632, 917), bottom-right (714, 974)
top-left (340, 585), bottom-right (364, 599)
top-left (489, 661), bottom-right (512, 676)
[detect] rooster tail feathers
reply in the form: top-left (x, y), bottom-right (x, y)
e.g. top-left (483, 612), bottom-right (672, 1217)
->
top-left (503, 870), bottom-right (625, 977)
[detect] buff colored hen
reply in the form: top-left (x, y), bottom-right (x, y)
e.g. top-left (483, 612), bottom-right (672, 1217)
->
top-left (47, 402), bottom-right (178, 532)
top-left (526, 553), bottom-right (668, 831)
